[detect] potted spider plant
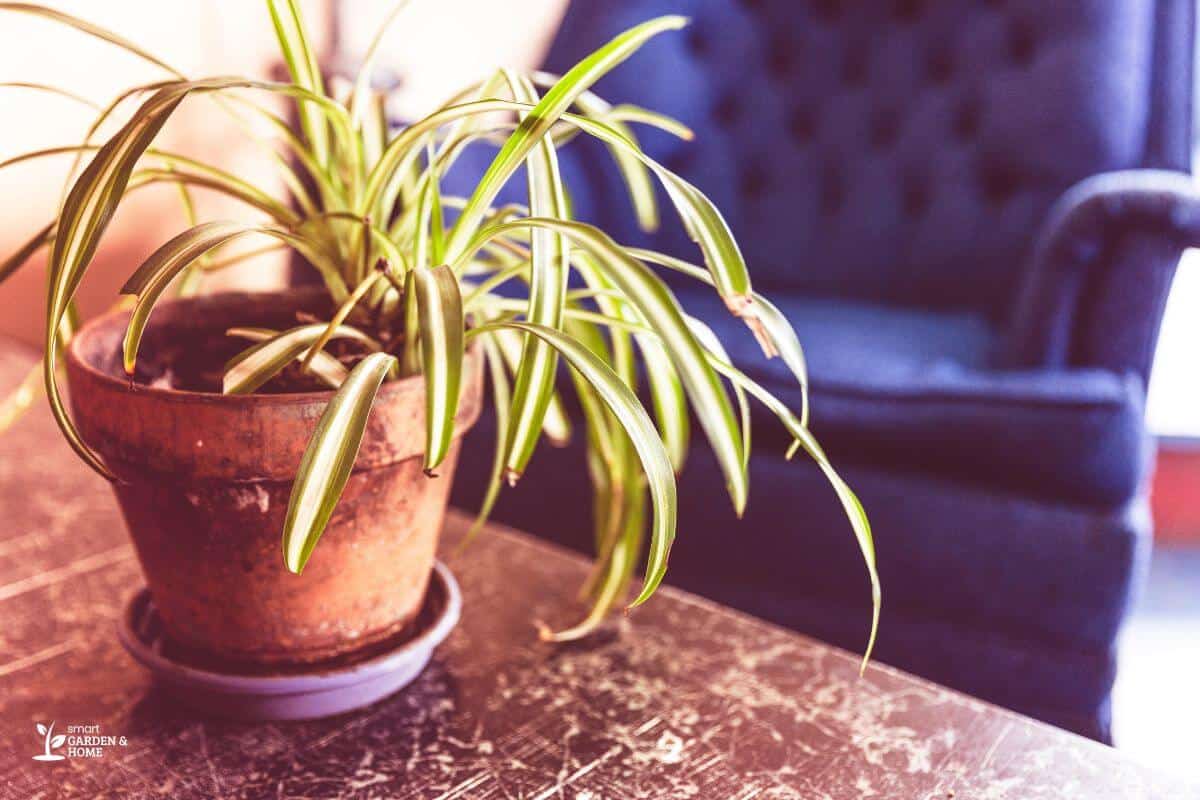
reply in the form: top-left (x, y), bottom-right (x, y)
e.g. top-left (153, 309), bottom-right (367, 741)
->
top-left (0, 2), bottom-right (878, 671)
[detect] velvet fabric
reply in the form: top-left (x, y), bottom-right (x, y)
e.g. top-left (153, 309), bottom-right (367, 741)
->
top-left (447, 0), bottom-right (1196, 742)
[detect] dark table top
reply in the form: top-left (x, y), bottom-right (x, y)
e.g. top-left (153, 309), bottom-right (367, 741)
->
top-left (0, 342), bottom-right (1193, 800)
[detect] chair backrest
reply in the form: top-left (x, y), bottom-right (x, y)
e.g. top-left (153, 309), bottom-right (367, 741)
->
top-left (544, 0), bottom-right (1193, 322)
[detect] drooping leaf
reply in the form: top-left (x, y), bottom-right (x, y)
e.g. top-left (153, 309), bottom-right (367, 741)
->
top-left (542, 450), bottom-right (645, 642)
top-left (488, 326), bottom-right (571, 447)
top-left (412, 264), bottom-right (465, 475)
top-left (283, 352), bottom-right (397, 573)
top-left (458, 335), bottom-right (511, 550)
top-left (442, 16), bottom-right (688, 261)
top-left (457, 217), bottom-right (747, 531)
top-left (684, 314), bottom-right (751, 482)
top-left (0, 222), bottom-right (53, 285)
top-left (120, 221), bottom-right (345, 374)
top-left (494, 70), bottom-right (571, 484)
top-left (631, 247), bottom-right (809, 426)
top-left (44, 77), bottom-right (355, 478)
top-left (223, 324), bottom-right (377, 394)
top-left (226, 327), bottom-right (349, 389)
top-left (472, 321), bottom-right (676, 607)
top-left (704, 349), bottom-right (879, 672)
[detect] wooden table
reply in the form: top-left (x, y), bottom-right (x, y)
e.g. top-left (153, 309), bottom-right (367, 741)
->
top-left (0, 342), bottom-right (1192, 799)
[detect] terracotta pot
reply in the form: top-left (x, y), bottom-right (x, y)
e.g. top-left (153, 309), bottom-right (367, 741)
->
top-left (65, 289), bottom-right (483, 666)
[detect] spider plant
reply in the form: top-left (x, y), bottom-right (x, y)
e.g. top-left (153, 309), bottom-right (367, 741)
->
top-left (0, 1), bottom-right (878, 657)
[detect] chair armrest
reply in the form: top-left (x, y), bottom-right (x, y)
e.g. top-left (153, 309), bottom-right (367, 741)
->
top-left (1005, 169), bottom-right (1200, 382)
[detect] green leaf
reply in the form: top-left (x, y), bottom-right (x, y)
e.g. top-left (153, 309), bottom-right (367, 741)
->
top-left (120, 221), bottom-right (344, 374)
top-left (488, 326), bottom-right (571, 446)
top-left (299, 271), bottom-right (385, 373)
top-left (0, 143), bottom-right (300, 225)
top-left (412, 141), bottom-right (446, 271)
top-left (458, 217), bottom-right (747, 532)
top-left (513, 104), bottom-right (756, 329)
top-left (705, 351), bottom-right (879, 672)
top-left (266, 0), bottom-right (329, 167)
top-left (226, 327), bottom-right (350, 389)
top-left (684, 314), bottom-right (751, 482)
top-left (532, 72), bottom-right (687, 232)
top-left (442, 16), bottom-right (688, 262)
top-left (430, 96), bottom-right (771, 357)
top-left (458, 335), bottom-right (511, 551)
top-left (42, 75), bottom-right (356, 479)
top-left (542, 451), bottom-right (646, 642)
top-left (412, 264), bottom-right (465, 474)
top-left (223, 323), bottom-right (376, 395)
top-left (495, 70), bottom-right (572, 484)
top-left (0, 222), bottom-right (53, 285)
top-left (630, 247), bottom-right (809, 426)
top-left (283, 351), bottom-right (397, 573)
top-left (472, 321), bottom-right (676, 609)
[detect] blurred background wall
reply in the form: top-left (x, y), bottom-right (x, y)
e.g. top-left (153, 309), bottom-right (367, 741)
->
top-left (0, 1), bottom-right (335, 348)
top-left (0, 0), bottom-right (567, 349)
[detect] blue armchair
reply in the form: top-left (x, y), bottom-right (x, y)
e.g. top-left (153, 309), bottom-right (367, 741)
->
top-left (449, 0), bottom-right (1197, 742)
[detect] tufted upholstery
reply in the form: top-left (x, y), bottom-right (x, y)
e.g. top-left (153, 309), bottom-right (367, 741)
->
top-left (544, 0), bottom-right (1187, 323)
top-left (436, 0), bottom-right (1197, 742)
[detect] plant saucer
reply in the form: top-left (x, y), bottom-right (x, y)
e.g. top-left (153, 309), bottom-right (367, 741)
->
top-left (117, 561), bottom-right (461, 721)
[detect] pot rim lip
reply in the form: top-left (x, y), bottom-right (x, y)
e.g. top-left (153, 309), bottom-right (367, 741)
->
top-left (66, 290), bottom-right (479, 406)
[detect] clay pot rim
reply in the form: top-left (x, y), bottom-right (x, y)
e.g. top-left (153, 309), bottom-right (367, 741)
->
top-left (67, 289), bottom-right (479, 407)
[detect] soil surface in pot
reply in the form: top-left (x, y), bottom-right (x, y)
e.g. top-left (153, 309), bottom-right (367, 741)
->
top-left (111, 292), bottom-right (400, 394)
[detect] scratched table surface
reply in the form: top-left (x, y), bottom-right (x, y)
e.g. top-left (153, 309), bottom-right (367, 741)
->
top-left (0, 342), bottom-right (1194, 800)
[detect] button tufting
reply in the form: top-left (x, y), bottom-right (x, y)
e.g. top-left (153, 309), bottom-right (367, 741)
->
top-left (789, 107), bottom-right (816, 142)
top-left (926, 47), bottom-right (955, 85)
top-left (902, 175), bottom-right (931, 215)
top-left (894, 0), bottom-right (924, 23)
top-left (954, 99), bottom-right (981, 140)
top-left (812, 0), bottom-right (841, 22)
top-left (740, 163), bottom-right (769, 197)
top-left (713, 92), bottom-right (741, 126)
top-left (686, 27), bottom-right (709, 56)
top-left (767, 35), bottom-right (797, 75)
top-left (979, 161), bottom-right (1018, 203)
top-left (1007, 20), bottom-right (1036, 66)
top-left (869, 110), bottom-right (900, 149)
top-left (819, 163), bottom-right (843, 214)
top-left (841, 48), bottom-right (868, 86)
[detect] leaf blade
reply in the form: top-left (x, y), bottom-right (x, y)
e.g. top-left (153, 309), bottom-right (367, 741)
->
top-left (413, 265), bottom-right (465, 474)
top-left (442, 15), bottom-right (688, 262)
top-left (474, 321), bottom-right (677, 607)
top-left (283, 352), bottom-right (397, 573)
top-left (223, 323), bottom-right (375, 395)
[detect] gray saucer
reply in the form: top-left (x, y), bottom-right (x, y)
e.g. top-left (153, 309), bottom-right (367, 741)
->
top-left (117, 562), bottom-right (461, 721)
